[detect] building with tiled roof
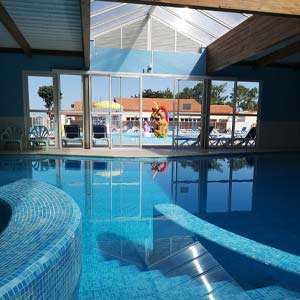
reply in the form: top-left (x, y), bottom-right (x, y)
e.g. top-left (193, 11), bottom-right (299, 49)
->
top-left (66, 99), bottom-right (255, 131)
top-left (114, 98), bottom-right (233, 115)
top-left (70, 98), bottom-right (234, 114)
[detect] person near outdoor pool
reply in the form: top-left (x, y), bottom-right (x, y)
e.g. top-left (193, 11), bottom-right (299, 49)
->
top-left (143, 121), bottom-right (150, 132)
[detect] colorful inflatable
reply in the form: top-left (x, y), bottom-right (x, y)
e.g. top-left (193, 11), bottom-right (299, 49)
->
top-left (150, 102), bottom-right (169, 138)
top-left (151, 162), bottom-right (169, 179)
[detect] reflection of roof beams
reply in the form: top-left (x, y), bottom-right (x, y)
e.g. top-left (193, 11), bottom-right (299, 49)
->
top-left (253, 40), bottom-right (300, 67)
top-left (162, 7), bottom-right (219, 39)
top-left (207, 15), bottom-right (300, 73)
top-left (0, 2), bottom-right (31, 56)
top-left (80, 0), bottom-right (90, 69)
top-left (91, 6), bottom-right (148, 30)
top-left (91, 3), bottom-right (128, 18)
top-left (197, 10), bottom-right (233, 30)
top-left (114, 0), bottom-right (300, 16)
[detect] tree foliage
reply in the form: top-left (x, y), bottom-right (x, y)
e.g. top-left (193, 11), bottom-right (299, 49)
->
top-left (231, 85), bottom-right (258, 111)
top-left (133, 82), bottom-right (258, 111)
top-left (38, 85), bottom-right (62, 111)
top-left (211, 83), bottom-right (229, 105)
top-left (135, 88), bottom-right (174, 98)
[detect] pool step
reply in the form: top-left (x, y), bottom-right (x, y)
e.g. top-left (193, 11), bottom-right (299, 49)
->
top-left (245, 285), bottom-right (300, 300)
top-left (80, 240), bottom-right (248, 300)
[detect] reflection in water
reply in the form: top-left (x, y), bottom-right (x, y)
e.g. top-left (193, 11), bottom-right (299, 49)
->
top-left (3, 153), bottom-right (300, 298)
top-left (151, 162), bottom-right (169, 179)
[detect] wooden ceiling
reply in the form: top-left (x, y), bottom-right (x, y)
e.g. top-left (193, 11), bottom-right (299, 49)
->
top-left (0, 0), bottom-right (90, 69)
top-left (111, 0), bottom-right (300, 16)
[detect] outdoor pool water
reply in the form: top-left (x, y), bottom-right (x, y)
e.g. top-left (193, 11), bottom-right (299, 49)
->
top-left (0, 153), bottom-right (300, 300)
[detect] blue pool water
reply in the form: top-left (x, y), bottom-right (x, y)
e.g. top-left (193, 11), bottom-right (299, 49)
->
top-left (1, 153), bottom-right (300, 299)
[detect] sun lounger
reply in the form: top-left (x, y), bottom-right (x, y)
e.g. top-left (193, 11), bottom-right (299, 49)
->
top-left (174, 126), bottom-right (213, 147)
top-left (92, 125), bottom-right (110, 147)
top-left (62, 125), bottom-right (83, 147)
top-left (209, 127), bottom-right (256, 147)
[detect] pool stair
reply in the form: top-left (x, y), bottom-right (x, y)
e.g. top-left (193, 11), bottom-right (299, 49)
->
top-left (80, 239), bottom-right (253, 300)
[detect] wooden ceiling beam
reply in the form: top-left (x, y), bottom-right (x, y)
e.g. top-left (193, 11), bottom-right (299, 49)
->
top-left (253, 39), bottom-right (300, 67)
top-left (0, 2), bottom-right (31, 56)
top-left (206, 15), bottom-right (300, 74)
top-left (0, 47), bottom-right (83, 57)
top-left (80, 0), bottom-right (90, 70)
top-left (111, 0), bottom-right (300, 16)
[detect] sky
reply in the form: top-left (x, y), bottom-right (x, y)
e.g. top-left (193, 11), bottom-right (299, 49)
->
top-left (28, 75), bottom-right (259, 113)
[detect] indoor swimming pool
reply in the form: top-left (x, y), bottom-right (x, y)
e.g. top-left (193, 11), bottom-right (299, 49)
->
top-left (0, 153), bottom-right (300, 300)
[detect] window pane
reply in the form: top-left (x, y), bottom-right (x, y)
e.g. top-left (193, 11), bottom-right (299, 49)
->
top-left (28, 76), bottom-right (53, 110)
top-left (60, 75), bottom-right (83, 148)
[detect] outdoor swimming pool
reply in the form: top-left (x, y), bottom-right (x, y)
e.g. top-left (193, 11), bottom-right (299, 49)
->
top-left (0, 153), bottom-right (300, 299)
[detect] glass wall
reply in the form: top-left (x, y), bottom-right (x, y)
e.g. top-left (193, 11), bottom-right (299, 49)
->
top-left (111, 76), bottom-right (141, 147)
top-left (91, 75), bottom-right (110, 147)
top-left (174, 79), bottom-right (203, 147)
top-left (28, 75), bottom-right (55, 148)
top-left (209, 80), bottom-right (259, 148)
top-left (141, 77), bottom-right (175, 146)
top-left (60, 75), bottom-right (83, 148)
top-left (26, 73), bottom-right (260, 150)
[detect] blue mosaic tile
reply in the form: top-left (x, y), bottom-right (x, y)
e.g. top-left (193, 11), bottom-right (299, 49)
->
top-left (0, 179), bottom-right (81, 300)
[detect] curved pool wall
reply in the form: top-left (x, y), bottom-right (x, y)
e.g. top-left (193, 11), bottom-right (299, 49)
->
top-left (0, 179), bottom-right (82, 300)
top-left (0, 200), bottom-right (11, 235)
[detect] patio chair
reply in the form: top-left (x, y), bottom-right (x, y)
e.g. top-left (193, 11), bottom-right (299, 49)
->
top-left (62, 125), bottom-right (83, 147)
top-left (235, 126), bottom-right (248, 138)
top-left (233, 126), bottom-right (256, 146)
top-left (92, 125), bottom-right (110, 147)
top-left (174, 126), bottom-right (213, 147)
top-left (28, 125), bottom-right (49, 151)
top-left (0, 126), bottom-right (23, 151)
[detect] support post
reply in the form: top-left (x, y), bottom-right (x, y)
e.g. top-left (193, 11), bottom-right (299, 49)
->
top-left (201, 79), bottom-right (211, 149)
top-left (83, 74), bottom-right (91, 149)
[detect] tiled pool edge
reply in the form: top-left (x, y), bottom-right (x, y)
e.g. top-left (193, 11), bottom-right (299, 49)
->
top-left (155, 204), bottom-right (300, 276)
top-left (0, 179), bottom-right (82, 300)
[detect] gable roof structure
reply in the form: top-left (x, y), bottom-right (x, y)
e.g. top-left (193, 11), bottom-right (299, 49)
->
top-left (91, 1), bottom-right (250, 52)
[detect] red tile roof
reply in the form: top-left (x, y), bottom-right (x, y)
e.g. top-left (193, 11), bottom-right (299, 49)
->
top-left (114, 98), bottom-right (233, 114)
top-left (71, 99), bottom-right (234, 114)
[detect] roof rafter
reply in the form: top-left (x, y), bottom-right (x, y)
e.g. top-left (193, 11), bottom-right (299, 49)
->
top-left (162, 7), bottom-right (219, 39)
top-left (253, 39), bottom-right (300, 67)
top-left (0, 2), bottom-right (31, 56)
top-left (80, 0), bottom-right (90, 69)
top-left (91, 3), bottom-right (127, 18)
top-left (206, 15), bottom-right (300, 73)
top-left (0, 47), bottom-right (83, 56)
top-left (109, 0), bottom-right (300, 16)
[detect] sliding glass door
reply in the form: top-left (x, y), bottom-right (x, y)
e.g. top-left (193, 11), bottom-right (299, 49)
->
top-left (27, 74), bottom-right (56, 148)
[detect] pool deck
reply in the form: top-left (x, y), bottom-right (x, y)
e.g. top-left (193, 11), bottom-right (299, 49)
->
top-left (0, 147), bottom-right (297, 158)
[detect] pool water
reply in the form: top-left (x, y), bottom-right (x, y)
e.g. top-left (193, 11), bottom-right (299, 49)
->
top-left (0, 153), bottom-right (300, 300)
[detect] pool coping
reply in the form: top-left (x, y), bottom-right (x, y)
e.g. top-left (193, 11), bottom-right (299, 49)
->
top-left (0, 147), bottom-right (299, 159)
top-left (155, 204), bottom-right (300, 276)
top-left (0, 179), bottom-right (82, 300)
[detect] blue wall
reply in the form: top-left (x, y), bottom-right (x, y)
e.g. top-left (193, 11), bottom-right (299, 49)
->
top-left (90, 45), bottom-right (206, 76)
top-left (214, 65), bottom-right (300, 148)
top-left (213, 65), bottom-right (300, 122)
top-left (0, 53), bottom-right (84, 117)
